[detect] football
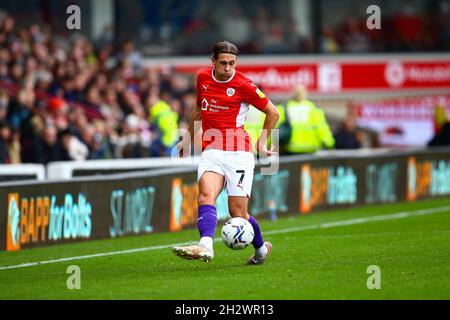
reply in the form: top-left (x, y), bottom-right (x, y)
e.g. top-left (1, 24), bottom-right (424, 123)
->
top-left (221, 217), bottom-right (255, 250)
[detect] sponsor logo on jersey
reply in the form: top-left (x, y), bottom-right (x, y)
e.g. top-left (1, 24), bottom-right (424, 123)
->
top-left (256, 88), bottom-right (266, 98)
top-left (201, 98), bottom-right (209, 111)
top-left (227, 88), bottom-right (235, 97)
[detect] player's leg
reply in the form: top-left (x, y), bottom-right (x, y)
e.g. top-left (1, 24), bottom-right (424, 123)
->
top-left (196, 171), bottom-right (225, 253)
top-left (172, 170), bottom-right (224, 262)
top-left (225, 151), bottom-right (271, 264)
top-left (172, 151), bottom-right (225, 262)
top-left (228, 196), bottom-right (271, 264)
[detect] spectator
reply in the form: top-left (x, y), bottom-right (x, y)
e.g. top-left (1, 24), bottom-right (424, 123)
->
top-left (428, 120), bottom-right (450, 147)
top-left (35, 70), bottom-right (53, 93)
top-left (7, 89), bottom-right (35, 133)
top-left (433, 105), bottom-right (447, 134)
top-left (60, 128), bottom-right (89, 161)
top-left (87, 120), bottom-right (114, 159)
top-left (249, 7), bottom-right (270, 53)
top-left (436, 0), bottom-right (450, 50)
top-left (285, 18), bottom-right (313, 53)
top-left (393, 1), bottom-right (424, 50)
top-left (148, 98), bottom-right (179, 157)
top-left (341, 17), bottom-right (371, 52)
top-left (31, 124), bottom-right (68, 164)
top-left (320, 26), bottom-right (339, 53)
top-left (334, 114), bottom-right (363, 149)
top-left (0, 62), bottom-right (8, 81)
top-left (220, 8), bottom-right (251, 47)
top-left (278, 84), bottom-right (335, 154)
top-left (47, 97), bottom-right (69, 130)
top-left (8, 62), bottom-right (24, 84)
top-left (0, 89), bottom-right (9, 122)
top-left (428, 109), bottom-right (450, 147)
top-left (7, 127), bottom-right (21, 163)
top-left (262, 21), bottom-right (289, 54)
top-left (0, 15), bottom-right (15, 44)
top-left (99, 87), bottom-right (123, 129)
top-left (0, 121), bottom-right (11, 163)
top-left (114, 113), bottom-right (151, 158)
top-left (119, 40), bottom-right (143, 71)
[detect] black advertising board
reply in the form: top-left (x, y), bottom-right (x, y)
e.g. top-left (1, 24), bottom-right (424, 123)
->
top-left (1, 147), bottom-right (450, 252)
top-left (0, 168), bottom-right (196, 252)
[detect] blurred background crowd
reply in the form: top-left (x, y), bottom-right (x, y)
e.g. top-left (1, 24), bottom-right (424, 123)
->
top-left (0, 13), bottom-right (196, 164)
top-left (0, 0), bottom-right (449, 164)
top-left (3, 0), bottom-right (449, 54)
top-left (128, 0), bottom-right (450, 55)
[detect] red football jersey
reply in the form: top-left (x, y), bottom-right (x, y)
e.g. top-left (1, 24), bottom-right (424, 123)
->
top-left (196, 68), bottom-right (269, 152)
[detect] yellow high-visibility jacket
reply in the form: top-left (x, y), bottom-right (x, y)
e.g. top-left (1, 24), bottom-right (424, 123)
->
top-left (282, 99), bottom-right (335, 153)
top-left (149, 100), bottom-right (179, 147)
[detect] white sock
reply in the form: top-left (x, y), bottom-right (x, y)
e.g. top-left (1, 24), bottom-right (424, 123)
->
top-left (255, 243), bottom-right (268, 259)
top-left (199, 237), bottom-right (214, 252)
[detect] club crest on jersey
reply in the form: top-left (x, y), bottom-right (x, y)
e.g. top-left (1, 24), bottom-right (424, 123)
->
top-left (227, 88), bottom-right (235, 97)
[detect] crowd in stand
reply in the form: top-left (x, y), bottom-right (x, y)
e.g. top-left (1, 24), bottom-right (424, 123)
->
top-left (0, 15), bottom-right (193, 164)
top-left (319, 1), bottom-right (450, 54)
top-left (140, 0), bottom-right (450, 55)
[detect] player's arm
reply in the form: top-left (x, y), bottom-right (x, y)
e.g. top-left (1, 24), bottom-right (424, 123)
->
top-left (256, 100), bottom-right (280, 156)
top-left (187, 103), bottom-right (202, 143)
top-left (177, 98), bottom-right (202, 156)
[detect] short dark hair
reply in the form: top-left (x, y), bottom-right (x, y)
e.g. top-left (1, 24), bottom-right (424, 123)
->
top-left (212, 41), bottom-right (239, 59)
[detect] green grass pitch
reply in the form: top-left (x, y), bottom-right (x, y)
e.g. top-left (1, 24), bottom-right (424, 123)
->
top-left (1, 197), bottom-right (449, 300)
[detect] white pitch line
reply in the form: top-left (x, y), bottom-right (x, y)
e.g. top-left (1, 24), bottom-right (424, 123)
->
top-left (0, 242), bottom-right (191, 271)
top-left (1, 205), bottom-right (449, 271)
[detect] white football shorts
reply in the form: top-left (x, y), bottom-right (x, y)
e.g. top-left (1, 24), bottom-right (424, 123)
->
top-left (197, 149), bottom-right (255, 198)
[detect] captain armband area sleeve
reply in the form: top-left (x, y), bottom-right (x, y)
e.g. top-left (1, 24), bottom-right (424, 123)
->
top-left (242, 82), bottom-right (269, 111)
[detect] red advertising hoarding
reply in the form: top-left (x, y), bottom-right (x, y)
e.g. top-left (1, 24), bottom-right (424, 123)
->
top-left (355, 95), bottom-right (450, 146)
top-left (172, 56), bottom-right (450, 95)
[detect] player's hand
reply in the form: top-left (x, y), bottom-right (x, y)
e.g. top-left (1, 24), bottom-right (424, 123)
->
top-left (256, 142), bottom-right (278, 157)
top-left (176, 139), bottom-right (189, 158)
